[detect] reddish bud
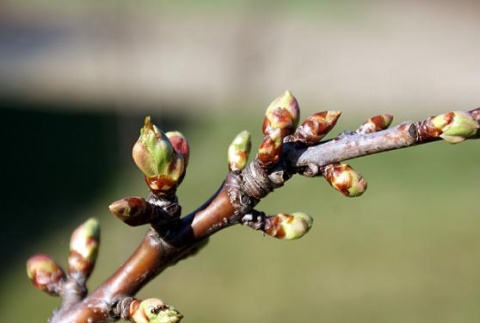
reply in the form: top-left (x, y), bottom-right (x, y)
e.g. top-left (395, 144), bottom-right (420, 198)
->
top-left (258, 128), bottom-right (283, 168)
top-left (262, 91), bottom-right (300, 137)
top-left (357, 114), bottom-right (393, 134)
top-left (109, 196), bottom-right (153, 226)
top-left (26, 254), bottom-right (65, 296)
top-left (165, 131), bottom-right (190, 168)
top-left (294, 111), bottom-right (341, 145)
top-left (323, 163), bottom-right (367, 197)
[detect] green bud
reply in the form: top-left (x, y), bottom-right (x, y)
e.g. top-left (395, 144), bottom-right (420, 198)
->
top-left (130, 298), bottom-right (183, 323)
top-left (132, 117), bottom-right (187, 193)
top-left (68, 218), bottom-right (100, 278)
top-left (323, 163), bottom-right (367, 197)
top-left (26, 254), bottom-right (65, 296)
top-left (294, 111), bottom-right (341, 144)
top-left (132, 117), bottom-right (175, 177)
top-left (258, 128), bottom-right (283, 168)
top-left (357, 114), bottom-right (393, 134)
top-left (264, 212), bottom-right (313, 240)
top-left (431, 111), bottom-right (479, 143)
top-left (228, 130), bottom-right (251, 172)
top-left (262, 90), bottom-right (300, 137)
top-left (145, 153), bottom-right (185, 193)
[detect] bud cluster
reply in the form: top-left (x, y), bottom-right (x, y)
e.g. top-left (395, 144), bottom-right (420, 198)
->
top-left (132, 117), bottom-right (190, 195)
top-left (26, 218), bottom-right (101, 297)
top-left (256, 91), bottom-right (301, 168)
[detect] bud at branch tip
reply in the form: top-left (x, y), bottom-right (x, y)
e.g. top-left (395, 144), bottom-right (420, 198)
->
top-left (431, 111), bottom-right (479, 143)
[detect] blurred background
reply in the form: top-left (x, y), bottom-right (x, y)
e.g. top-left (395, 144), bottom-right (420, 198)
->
top-left (1, 0), bottom-right (480, 322)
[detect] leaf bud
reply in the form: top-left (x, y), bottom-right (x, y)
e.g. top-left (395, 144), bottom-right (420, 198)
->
top-left (294, 111), bottom-right (341, 144)
top-left (323, 163), bottom-right (367, 197)
top-left (130, 298), bottom-right (183, 323)
top-left (26, 254), bottom-right (65, 296)
top-left (431, 111), bottom-right (479, 143)
top-left (258, 128), bottom-right (283, 168)
top-left (264, 212), bottom-right (313, 240)
top-left (262, 90), bottom-right (300, 137)
top-left (357, 114), bottom-right (393, 134)
top-left (68, 218), bottom-right (100, 278)
top-left (109, 196), bottom-right (153, 226)
top-left (228, 130), bottom-right (251, 172)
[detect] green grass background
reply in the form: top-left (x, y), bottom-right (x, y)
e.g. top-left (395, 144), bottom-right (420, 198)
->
top-left (2, 110), bottom-right (479, 322)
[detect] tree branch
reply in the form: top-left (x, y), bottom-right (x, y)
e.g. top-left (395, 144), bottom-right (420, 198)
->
top-left (287, 108), bottom-right (479, 172)
top-left (27, 92), bottom-right (479, 323)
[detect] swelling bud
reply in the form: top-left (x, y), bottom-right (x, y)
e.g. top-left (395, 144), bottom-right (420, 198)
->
top-left (68, 218), bottom-right (100, 278)
top-left (431, 111), bottom-right (479, 143)
top-left (294, 111), bottom-right (341, 144)
top-left (130, 298), bottom-right (183, 323)
top-left (323, 163), bottom-right (367, 197)
top-left (228, 130), bottom-right (251, 172)
top-left (264, 212), bottom-right (313, 240)
top-left (262, 90), bottom-right (300, 137)
top-left (26, 254), bottom-right (65, 296)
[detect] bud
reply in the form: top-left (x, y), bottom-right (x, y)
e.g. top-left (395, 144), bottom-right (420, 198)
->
top-left (165, 131), bottom-right (190, 168)
top-left (264, 212), bottom-right (313, 240)
top-left (228, 130), bottom-right (251, 172)
top-left (26, 254), bottom-right (65, 296)
top-left (323, 163), bottom-right (367, 197)
top-left (68, 218), bottom-right (100, 278)
top-left (258, 128), bottom-right (283, 168)
top-left (431, 111), bottom-right (479, 143)
top-left (130, 298), bottom-right (183, 323)
top-left (132, 117), bottom-right (175, 177)
top-left (294, 111), bottom-right (341, 145)
top-left (357, 114), bottom-right (393, 134)
top-left (132, 117), bottom-right (186, 193)
top-left (109, 196), bottom-right (153, 226)
top-left (262, 90), bottom-right (300, 137)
